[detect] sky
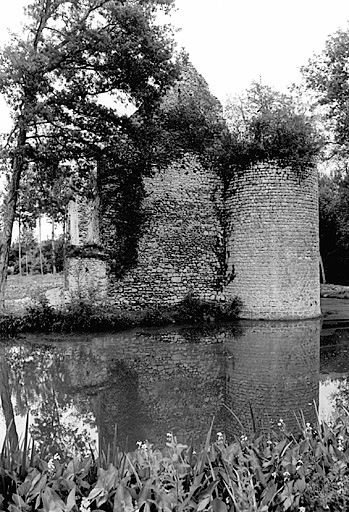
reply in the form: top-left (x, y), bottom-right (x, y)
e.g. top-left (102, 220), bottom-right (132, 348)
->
top-left (1, 2), bottom-right (349, 151)
top-left (1, 0), bottom-right (349, 125)
top-left (171, 0), bottom-right (349, 102)
top-left (1, 0), bottom-right (349, 239)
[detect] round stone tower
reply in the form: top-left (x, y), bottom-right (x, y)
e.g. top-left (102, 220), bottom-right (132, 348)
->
top-left (224, 162), bottom-right (320, 319)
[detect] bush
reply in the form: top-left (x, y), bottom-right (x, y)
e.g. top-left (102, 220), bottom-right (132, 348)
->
top-left (0, 314), bottom-right (23, 337)
top-left (174, 291), bottom-right (241, 323)
top-left (24, 292), bottom-right (57, 332)
top-left (0, 292), bottom-right (241, 336)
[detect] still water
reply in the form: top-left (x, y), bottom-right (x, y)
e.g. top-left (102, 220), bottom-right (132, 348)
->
top-left (0, 319), bottom-right (348, 455)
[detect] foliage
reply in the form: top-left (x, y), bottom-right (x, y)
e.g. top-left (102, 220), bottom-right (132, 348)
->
top-left (2, 410), bottom-right (349, 511)
top-left (172, 291), bottom-right (242, 324)
top-left (9, 236), bottom-right (65, 275)
top-left (0, 314), bottom-right (23, 337)
top-left (223, 82), bottom-right (321, 179)
top-left (319, 168), bottom-right (349, 284)
top-left (0, 292), bottom-right (241, 336)
top-left (302, 25), bottom-right (349, 154)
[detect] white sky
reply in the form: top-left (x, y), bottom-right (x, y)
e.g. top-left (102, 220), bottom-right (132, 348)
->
top-left (171, 0), bottom-right (349, 102)
top-left (1, 0), bottom-right (349, 129)
top-left (0, 0), bottom-right (348, 239)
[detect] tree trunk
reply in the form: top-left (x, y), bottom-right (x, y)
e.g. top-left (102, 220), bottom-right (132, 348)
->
top-left (319, 252), bottom-right (326, 284)
top-left (51, 219), bottom-right (56, 274)
top-left (39, 215), bottom-right (44, 275)
top-left (63, 207), bottom-right (68, 289)
top-left (18, 210), bottom-right (22, 277)
top-left (0, 124), bottom-right (27, 311)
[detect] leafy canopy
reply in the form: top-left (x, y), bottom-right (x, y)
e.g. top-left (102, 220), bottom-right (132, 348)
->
top-left (223, 81), bottom-right (321, 177)
top-left (302, 26), bottom-right (349, 153)
top-left (0, 0), bottom-right (179, 175)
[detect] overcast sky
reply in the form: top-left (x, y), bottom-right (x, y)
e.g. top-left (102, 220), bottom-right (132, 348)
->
top-left (1, 0), bottom-right (349, 127)
top-left (1, 0), bottom-right (349, 238)
top-left (171, 0), bottom-right (349, 102)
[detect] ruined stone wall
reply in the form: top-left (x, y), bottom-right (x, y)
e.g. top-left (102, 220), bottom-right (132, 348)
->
top-left (67, 193), bottom-right (107, 299)
top-left (105, 155), bottom-right (224, 308)
top-left (66, 257), bottom-right (108, 298)
top-left (224, 162), bottom-right (320, 319)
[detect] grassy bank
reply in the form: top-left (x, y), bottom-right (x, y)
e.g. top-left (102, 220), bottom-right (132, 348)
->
top-left (0, 288), bottom-right (242, 336)
top-left (2, 410), bottom-right (349, 511)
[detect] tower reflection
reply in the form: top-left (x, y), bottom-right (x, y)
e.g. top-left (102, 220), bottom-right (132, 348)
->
top-left (224, 319), bottom-right (321, 435)
top-left (0, 319), bottom-right (321, 452)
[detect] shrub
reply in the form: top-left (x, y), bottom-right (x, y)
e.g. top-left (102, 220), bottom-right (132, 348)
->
top-left (24, 292), bottom-right (57, 333)
top-left (174, 291), bottom-right (241, 323)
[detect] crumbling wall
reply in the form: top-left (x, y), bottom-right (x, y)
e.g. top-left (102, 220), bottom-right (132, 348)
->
top-left (66, 192), bottom-right (107, 299)
top-left (102, 155), bottom-right (224, 308)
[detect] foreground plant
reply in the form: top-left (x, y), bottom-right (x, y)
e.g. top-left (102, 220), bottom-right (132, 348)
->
top-left (2, 411), bottom-right (349, 511)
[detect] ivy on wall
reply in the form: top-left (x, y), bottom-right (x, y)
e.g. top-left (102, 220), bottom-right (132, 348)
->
top-left (98, 159), bottom-right (145, 277)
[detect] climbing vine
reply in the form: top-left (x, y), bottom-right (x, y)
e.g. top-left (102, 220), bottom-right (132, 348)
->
top-left (98, 158), bottom-right (145, 277)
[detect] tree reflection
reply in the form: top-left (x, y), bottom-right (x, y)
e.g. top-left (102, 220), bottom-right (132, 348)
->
top-left (0, 350), bottom-right (18, 449)
top-left (3, 343), bottom-right (96, 458)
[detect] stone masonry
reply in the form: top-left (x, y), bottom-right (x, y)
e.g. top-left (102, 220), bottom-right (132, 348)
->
top-left (104, 155), bottom-right (224, 308)
top-left (224, 162), bottom-right (320, 319)
top-left (66, 196), bottom-right (107, 299)
top-left (66, 158), bottom-right (321, 319)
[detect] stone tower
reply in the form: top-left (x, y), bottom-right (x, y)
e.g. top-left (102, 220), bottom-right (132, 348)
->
top-left (224, 162), bottom-right (320, 319)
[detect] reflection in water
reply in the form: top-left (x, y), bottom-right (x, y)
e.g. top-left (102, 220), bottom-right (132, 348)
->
top-left (225, 320), bottom-right (320, 435)
top-left (0, 319), bottom-right (322, 452)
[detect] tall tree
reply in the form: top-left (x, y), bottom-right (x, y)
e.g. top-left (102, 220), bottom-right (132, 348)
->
top-left (302, 26), bottom-right (349, 156)
top-left (0, 0), bottom-right (178, 310)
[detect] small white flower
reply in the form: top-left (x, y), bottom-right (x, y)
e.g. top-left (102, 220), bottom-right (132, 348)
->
top-left (47, 459), bottom-right (55, 473)
top-left (136, 441), bottom-right (142, 449)
top-left (296, 459), bottom-right (303, 470)
top-left (299, 507), bottom-right (306, 512)
top-left (240, 434), bottom-right (248, 443)
top-left (283, 471), bottom-right (291, 481)
top-left (216, 432), bottom-right (224, 442)
top-left (80, 497), bottom-right (91, 512)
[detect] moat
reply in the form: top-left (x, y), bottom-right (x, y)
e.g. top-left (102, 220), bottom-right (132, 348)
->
top-left (0, 318), bottom-right (348, 455)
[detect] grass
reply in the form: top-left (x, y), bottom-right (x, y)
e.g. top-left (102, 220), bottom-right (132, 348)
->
top-left (5, 273), bottom-right (63, 301)
top-left (2, 409), bottom-right (349, 511)
top-left (0, 277), bottom-right (242, 336)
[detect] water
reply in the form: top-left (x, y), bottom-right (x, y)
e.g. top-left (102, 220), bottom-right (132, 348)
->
top-left (0, 318), bottom-right (347, 455)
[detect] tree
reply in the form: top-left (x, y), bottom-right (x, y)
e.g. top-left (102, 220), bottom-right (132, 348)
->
top-left (302, 26), bottom-right (349, 155)
top-left (223, 81), bottom-right (321, 178)
top-left (319, 167), bottom-right (349, 284)
top-left (0, 0), bottom-right (178, 310)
